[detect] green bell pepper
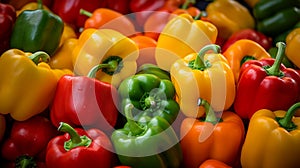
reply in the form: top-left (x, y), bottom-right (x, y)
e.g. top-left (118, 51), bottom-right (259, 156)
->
top-left (136, 63), bottom-right (171, 80)
top-left (111, 104), bottom-right (183, 168)
top-left (118, 73), bottom-right (180, 124)
top-left (10, 0), bottom-right (63, 56)
top-left (253, 0), bottom-right (300, 37)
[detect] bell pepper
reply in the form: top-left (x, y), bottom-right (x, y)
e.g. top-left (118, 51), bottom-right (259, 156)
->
top-left (72, 28), bottom-right (139, 88)
top-left (46, 122), bottom-right (114, 168)
top-left (286, 28), bottom-right (300, 68)
top-left (155, 13), bottom-right (218, 71)
top-left (59, 23), bottom-right (77, 47)
top-left (0, 49), bottom-right (58, 121)
top-left (10, 0), bottom-right (63, 56)
top-left (170, 44), bottom-right (235, 118)
top-left (223, 39), bottom-right (272, 83)
top-left (199, 159), bottom-right (232, 168)
top-left (241, 102), bottom-right (300, 168)
top-left (1, 115), bottom-right (58, 166)
top-left (205, 0), bottom-right (255, 40)
top-left (0, 3), bottom-right (16, 55)
top-left (253, 0), bottom-right (300, 37)
top-left (51, 0), bottom-right (107, 30)
top-left (222, 28), bottom-right (273, 52)
top-left (0, 114), bottom-right (5, 142)
top-left (16, 2), bottom-right (50, 16)
top-left (180, 98), bottom-right (245, 168)
top-left (49, 38), bottom-right (78, 71)
top-left (234, 42), bottom-right (300, 119)
top-left (111, 104), bottom-right (183, 168)
top-left (106, 0), bottom-right (131, 14)
top-left (118, 73), bottom-right (179, 124)
top-left (136, 63), bottom-right (171, 80)
top-left (50, 65), bottom-right (119, 133)
top-left (80, 8), bottom-right (136, 37)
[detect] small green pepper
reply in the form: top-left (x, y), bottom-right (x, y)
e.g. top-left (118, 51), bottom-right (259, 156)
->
top-left (118, 73), bottom-right (179, 124)
top-left (111, 104), bottom-right (183, 168)
top-left (10, 0), bottom-right (64, 56)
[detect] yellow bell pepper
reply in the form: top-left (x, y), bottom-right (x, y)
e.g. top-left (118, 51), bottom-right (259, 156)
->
top-left (72, 28), bottom-right (139, 88)
top-left (16, 2), bottom-right (50, 16)
top-left (241, 102), bottom-right (300, 168)
top-left (59, 23), bottom-right (77, 47)
top-left (155, 13), bottom-right (218, 71)
top-left (170, 44), bottom-right (236, 118)
top-left (286, 28), bottom-right (300, 68)
top-left (0, 49), bottom-right (57, 121)
top-left (206, 0), bottom-right (255, 40)
top-left (49, 38), bottom-right (78, 71)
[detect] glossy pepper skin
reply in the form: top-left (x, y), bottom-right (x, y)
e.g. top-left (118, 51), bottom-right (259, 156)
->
top-left (111, 104), bottom-right (183, 168)
top-left (205, 0), bottom-right (255, 40)
top-left (171, 44), bottom-right (236, 118)
top-left (0, 3), bottom-right (16, 55)
top-left (241, 102), bottom-right (300, 168)
top-left (286, 28), bottom-right (300, 68)
top-left (234, 42), bottom-right (300, 119)
top-left (253, 0), bottom-right (300, 37)
top-left (180, 99), bottom-right (245, 168)
top-left (118, 73), bottom-right (179, 124)
top-left (10, 0), bottom-right (63, 56)
top-left (1, 115), bottom-right (57, 166)
top-left (46, 122), bottom-right (114, 168)
top-left (223, 39), bottom-right (271, 83)
top-left (72, 28), bottom-right (139, 88)
top-left (52, 0), bottom-right (106, 30)
top-left (80, 8), bottom-right (136, 37)
top-left (155, 13), bottom-right (217, 71)
top-left (0, 49), bottom-right (58, 121)
top-left (136, 63), bottom-right (171, 81)
top-left (50, 73), bottom-right (119, 133)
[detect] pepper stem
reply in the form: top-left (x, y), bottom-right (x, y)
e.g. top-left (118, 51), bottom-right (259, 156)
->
top-left (58, 122), bottom-right (92, 151)
top-left (193, 44), bottom-right (221, 70)
top-left (28, 51), bottom-right (50, 65)
top-left (87, 64), bottom-right (113, 78)
top-left (124, 104), bottom-right (144, 136)
top-left (181, 0), bottom-right (196, 9)
top-left (278, 102), bottom-right (300, 131)
top-left (80, 9), bottom-right (93, 17)
top-left (37, 0), bottom-right (43, 9)
top-left (265, 42), bottom-right (286, 77)
top-left (198, 98), bottom-right (218, 124)
top-left (15, 155), bottom-right (37, 168)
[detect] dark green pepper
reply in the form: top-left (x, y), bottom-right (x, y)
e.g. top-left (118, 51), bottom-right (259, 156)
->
top-left (137, 63), bottom-right (171, 80)
top-left (10, 0), bottom-right (64, 56)
top-left (118, 73), bottom-right (179, 124)
top-left (111, 104), bottom-right (183, 168)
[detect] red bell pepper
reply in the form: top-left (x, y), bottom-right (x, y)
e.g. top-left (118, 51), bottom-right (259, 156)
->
top-left (222, 28), bottom-right (272, 52)
top-left (50, 69), bottom-right (119, 133)
top-left (234, 42), bottom-right (300, 119)
top-left (0, 3), bottom-right (16, 55)
top-left (107, 0), bottom-right (131, 14)
top-left (46, 122), bottom-right (113, 168)
top-left (51, 0), bottom-right (107, 30)
top-left (1, 115), bottom-right (57, 167)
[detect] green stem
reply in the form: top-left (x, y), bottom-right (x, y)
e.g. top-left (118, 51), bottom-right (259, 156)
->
top-left (58, 122), bottom-right (92, 151)
top-left (145, 96), bottom-right (156, 109)
top-left (15, 155), bottom-right (37, 168)
top-left (193, 44), bottom-right (221, 70)
top-left (37, 0), bottom-right (43, 9)
top-left (198, 98), bottom-right (218, 124)
top-left (28, 51), bottom-right (50, 65)
top-left (80, 9), bottom-right (93, 17)
top-left (124, 104), bottom-right (144, 136)
top-left (278, 102), bottom-right (300, 131)
top-left (181, 0), bottom-right (196, 9)
top-left (87, 64), bottom-right (113, 78)
top-left (265, 42), bottom-right (286, 77)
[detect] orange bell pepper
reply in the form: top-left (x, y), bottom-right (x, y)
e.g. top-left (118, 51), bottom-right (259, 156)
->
top-left (222, 39), bottom-right (271, 83)
top-left (180, 98), bottom-right (245, 168)
top-left (199, 159), bottom-right (232, 168)
top-left (80, 8), bottom-right (136, 36)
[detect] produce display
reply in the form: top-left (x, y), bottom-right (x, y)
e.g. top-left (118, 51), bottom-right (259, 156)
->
top-left (0, 0), bottom-right (300, 168)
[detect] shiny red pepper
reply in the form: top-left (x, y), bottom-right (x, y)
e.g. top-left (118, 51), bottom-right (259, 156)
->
top-left (0, 3), bottom-right (16, 55)
top-left (222, 28), bottom-right (272, 52)
top-left (1, 115), bottom-right (57, 167)
top-left (234, 42), bottom-right (300, 119)
top-left (50, 73), bottom-right (119, 133)
top-left (51, 0), bottom-right (106, 30)
top-left (46, 122), bottom-right (114, 168)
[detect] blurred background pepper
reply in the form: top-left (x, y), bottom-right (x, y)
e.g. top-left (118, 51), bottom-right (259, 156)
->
top-left (0, 3), bottom-right (15, 55)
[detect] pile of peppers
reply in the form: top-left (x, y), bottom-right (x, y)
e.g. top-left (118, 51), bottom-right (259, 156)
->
top-left (1, 0), bottom-right (300, 168)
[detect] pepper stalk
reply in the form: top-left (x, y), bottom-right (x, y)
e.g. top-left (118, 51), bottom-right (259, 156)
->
top-left (265, 42), bottom-right (286, 77)
top-left (190, 44), bottom-right (221, 70)
top-left (277, 102), bottom-right (300, 131)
